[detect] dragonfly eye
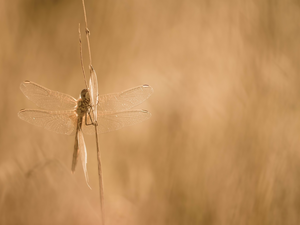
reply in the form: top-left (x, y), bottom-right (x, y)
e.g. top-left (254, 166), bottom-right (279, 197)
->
top-left (81, 89), bottom-right (89, 100)
top-left (85, 92), bottom-right (90, 99)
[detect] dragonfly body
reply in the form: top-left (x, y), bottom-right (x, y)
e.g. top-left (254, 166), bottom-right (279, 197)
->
top-left (73, 89), bottom-right (91, 173)
top-left (18, 80), bottom-right (153, 187)
top-left (76, 89), bottom-right (90, 117)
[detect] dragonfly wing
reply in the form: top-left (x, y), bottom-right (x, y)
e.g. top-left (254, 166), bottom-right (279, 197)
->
top-left (20, 80), bottom-right (77, 110)
top-left (18, 109), bottom-right (77, 135)
top-left (89, 67), bottom-right (98, 122)
top-left (78, 129), bottom-right (91, 188)
top-left (97, 85), bottom-right (153, 112)
top-left (82, 110), bottom-right (151, 135)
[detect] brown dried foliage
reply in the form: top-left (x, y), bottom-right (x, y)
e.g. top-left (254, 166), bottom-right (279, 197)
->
top-left (1, 0), bottom-right (300, 224)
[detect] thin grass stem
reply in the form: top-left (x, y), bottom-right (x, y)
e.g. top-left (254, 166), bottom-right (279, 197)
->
top-left (80, 1), bottom-right (105, 224)
top-left (78, 23), bottom-right (88, 89)
top-left (95, 125), bottom-right (105, 225)
top-left (81, 0), bottom-right (93, 67)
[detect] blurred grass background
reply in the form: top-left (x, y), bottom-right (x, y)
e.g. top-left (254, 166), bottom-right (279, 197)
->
top-left (1, 0), bottom-right (300, 224)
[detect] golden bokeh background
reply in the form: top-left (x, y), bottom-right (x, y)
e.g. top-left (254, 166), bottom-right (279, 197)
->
top-left (1, 0), bottom-right (300, 224)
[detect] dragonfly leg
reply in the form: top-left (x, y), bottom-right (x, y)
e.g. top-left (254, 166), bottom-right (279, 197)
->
top-left (89, 111), bottom-right (98, 126)
top-left (85, 112), bottom-right (93, 126)
top-left (85, 111), bottom-right (98, 126)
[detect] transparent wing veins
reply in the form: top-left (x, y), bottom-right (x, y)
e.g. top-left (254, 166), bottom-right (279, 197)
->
top-left (82, 109), bottom-right (151, 135)
top-left (97, 85), bottom-right (153, 112)
top-left (18, 109), bottom-right (77, 135)
top-left (88, 67), bottom-right (98, 122)
top-left (78, 129), bottom-right (91, 189)
top-left (20, 80), bottom-right (77, 110)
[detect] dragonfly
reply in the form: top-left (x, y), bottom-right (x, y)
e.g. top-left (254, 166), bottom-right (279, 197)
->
top-left (18, 78), bottom-right (153, 187)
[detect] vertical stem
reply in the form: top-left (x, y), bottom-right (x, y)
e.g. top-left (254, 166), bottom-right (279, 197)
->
top-left (81, 0), bottom-right (93, 67)
top-left (78, 23), bottom-right (88, 89)
top-left (80, 0), bottom-right (105, 224)
top-left (95, 125), bottom-right (105, 225)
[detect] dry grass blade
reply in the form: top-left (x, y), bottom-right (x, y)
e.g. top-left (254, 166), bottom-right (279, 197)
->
top-left (80, 0), bottom-right (105, 224)
top-left (78, 23), bottom-right (88, 89)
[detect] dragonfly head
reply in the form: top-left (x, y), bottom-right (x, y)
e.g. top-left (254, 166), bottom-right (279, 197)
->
top-left (81, 89), bottom-right (90, 101)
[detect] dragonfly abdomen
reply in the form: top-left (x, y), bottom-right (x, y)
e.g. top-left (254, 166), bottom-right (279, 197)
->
top-left (71, 116), bottom-right (83, 172)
